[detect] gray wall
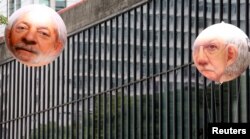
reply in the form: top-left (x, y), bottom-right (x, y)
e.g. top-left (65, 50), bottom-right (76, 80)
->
top-left (0, 37), bottom-right (12, 65)
top-left (60, 0), bottom-right (148, 34)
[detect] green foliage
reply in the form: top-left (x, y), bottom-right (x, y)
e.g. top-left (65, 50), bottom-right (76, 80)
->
top-left (0, 14), bottom-right (7, 25)
top-left (30, 122), bottom-right (73, 139)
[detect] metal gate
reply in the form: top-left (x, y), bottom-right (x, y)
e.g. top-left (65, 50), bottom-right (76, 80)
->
top-left (0, 0), bottom-right (250, 138)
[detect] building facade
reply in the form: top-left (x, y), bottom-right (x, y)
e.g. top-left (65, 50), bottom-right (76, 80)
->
top-left (1, 0), bottom-right (250, 138)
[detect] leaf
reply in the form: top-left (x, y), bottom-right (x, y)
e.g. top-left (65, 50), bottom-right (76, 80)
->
top-left (0, 14), bottom-right (8, 25)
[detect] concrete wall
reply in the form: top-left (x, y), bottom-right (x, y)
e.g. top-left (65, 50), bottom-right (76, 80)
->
top-left (0, 36), bottom-right (12, 65)
top-left (60, 0), bottom-right (148, 34)
top-left (0, 0), bottom-right (148, 64)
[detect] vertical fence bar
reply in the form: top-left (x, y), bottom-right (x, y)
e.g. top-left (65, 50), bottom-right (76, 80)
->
top-left (72, 34), bottom-right (76, 139)
top-left (180, 0), bottom-right (185, 138)
top-left (109, 20), bottom-right (113, 139)
top-left (165, 0), bottom-right (170, 138)
top-left (66, 36), bottom-right (70, 139)
top-left (109, 20), bottom-right (113, 138)
top-left (173, 0), bottom-right (177, 138)
top-left (20, 64), bottom-right (24, 138)
top-left (219, 0), bottom-right (223, 21)
top-left (139, 5), bottom-right (143, 139)
top-left (8, 63), bottom-right (12, 139)
top-left (2, 67), bottom-right (4, 137)
top-left (103, 22), bottom-right (107, 139)
top-left (33, 67), bottom-right (37, 139)
top-left (4, 65), bottom-right (7, 139)
top-left (10, 62), bottom-right (14, 139)
top-left (159, 0), bottom-right (163, 138)
top-left (76, 32), bottom-right (80, 139)
top-left (51, 61), bottom-right (55, 139)
top-left (18, 66), bottom-right (23, 138)
top-left (97, 24), bottom-right (102, 139)
top-left (227, 0), bottom-right (231, 23)
top-left (3, 65), bottom-right (6, 139)
top-left (36, 68), bottom-right (38, 139)
top-left (146, 3), bottom-right (150, 139)
top-left (0, 65), bottom-right (3, 139)
top-left (133, 8), bottom-right (137, 139)
top-left (187, 0), bottom-right (192, 137)
top-left (53, 61), bottom-right (59, 139)
top-left (47, 66), bottom-right (51, 139)
top-left (245, 0), bottom-right (250, 123)
top-left (2, 65), bottom-right (5, 139)
top-left (127, 10), bottom-right (131, 139)
top-left (115, 16), bottom-right (119, 139)
top-left (41, 67), bottom-right (47, 138)
top-left (56, 56), bottom-right (60, 139)
top-left (211, 82), bottom-right (216, 122)
top-left (43, 67), bottom-right (47, 139)
top-left (152, 0), bottom-right (156, 138)
top-left (5, 65), bottom-right (9, 139)
top-left (82, 30), bottom-right (86, 139)
top-left (24, 66), bottom-right (28, 138)
top-left (237, 79), bottom-right (241, 122)
top-left (121, 13), bottom-right (125, 139)
top-left (219, 85), bottom-right (224, 122)
top-left (42, 66), bottom-right (46, 139)
top-left (28, 66), bottom-right (32, 139)
top-left (37, 67), bottom-right (41, 139)
top-left (0, 64), bottom-right (7, 138)
top-left (211, 0), bottom-right (215, 24)
top-left (61, 48), bottom-right (65, 139)
top-left (3, 66), bottom-right (5, 139)
top-left (92, 26), bottom-right (96, 139)
top-left (87, 29), bottom-right (91, 139)
top-left (16, 62), bottom-right (20, 139)
top-left (228, 82), bottom-right (232, 122)
top-left (203, 79), bottom-right (207, 139)
top-left (0, 66), bottom-right (4, 139)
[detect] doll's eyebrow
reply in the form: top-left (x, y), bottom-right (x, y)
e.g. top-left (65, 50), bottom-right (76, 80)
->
top-left (37, 26), bottom-right (49, 30)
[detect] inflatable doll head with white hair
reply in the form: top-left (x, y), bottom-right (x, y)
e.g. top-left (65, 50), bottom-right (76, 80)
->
top-left (5, 4), bottom-right (67, 67)
top-left (192, 22), bottom-right (250, 83)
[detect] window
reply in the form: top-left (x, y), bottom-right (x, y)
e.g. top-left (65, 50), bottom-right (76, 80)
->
top-left (56, 0), bottom-right (66, 11)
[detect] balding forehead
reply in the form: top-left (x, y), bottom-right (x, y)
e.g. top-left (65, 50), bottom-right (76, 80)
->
top-left (194, 35), bottom-right (224, 44)
top-left (196, 22), bottom-right (248, 42)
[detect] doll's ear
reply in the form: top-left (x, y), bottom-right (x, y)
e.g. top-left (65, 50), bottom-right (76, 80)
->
top-left (5, 29), bottom-right (11, 47)
top-left (226, 44), bottom-right (238, 67)
top-left (51, 40), bottom-right (64, 57)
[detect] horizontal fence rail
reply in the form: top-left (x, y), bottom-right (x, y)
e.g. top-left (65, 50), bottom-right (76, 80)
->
top-left (0, 0), bottom-right (250, 139)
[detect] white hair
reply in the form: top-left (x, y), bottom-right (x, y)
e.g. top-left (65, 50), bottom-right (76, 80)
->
top-left (5, 4), bottom-right (67, 47)
top-left (215, 22), bottom-right (250, 78)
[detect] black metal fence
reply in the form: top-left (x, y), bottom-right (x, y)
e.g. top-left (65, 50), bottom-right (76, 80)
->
top-left (1, 0), bottom-right (250, 138)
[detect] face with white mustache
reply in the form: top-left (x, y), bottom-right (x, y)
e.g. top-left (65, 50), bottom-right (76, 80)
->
top-left (6, 9), bottom-right (62, 66)
top-left (193, 37), bottom-right (234, 82)
top-left (192, 23), bottom-right (245, 83)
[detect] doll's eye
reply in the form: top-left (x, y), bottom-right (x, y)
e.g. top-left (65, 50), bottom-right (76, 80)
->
top-left (15, 23), bottom-right (28, 32)
top-left (205, 44), bottom-right (218, 53)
